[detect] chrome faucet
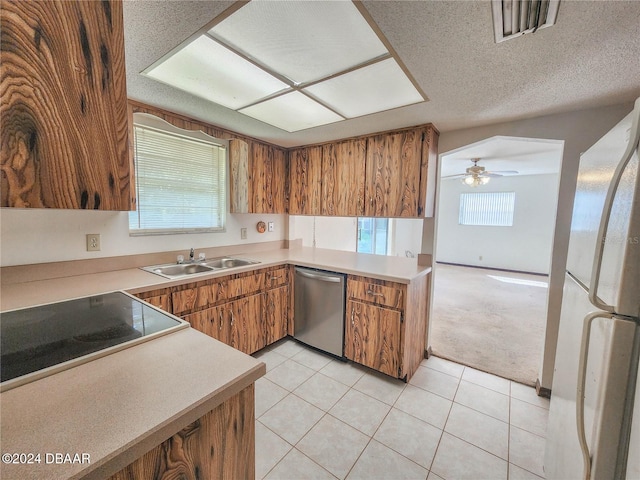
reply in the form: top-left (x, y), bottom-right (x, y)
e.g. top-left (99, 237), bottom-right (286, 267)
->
top-left (189, 248), bottom-right (195, 262)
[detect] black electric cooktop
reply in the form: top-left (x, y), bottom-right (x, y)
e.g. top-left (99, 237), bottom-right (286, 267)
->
top-left (0, 292), bottom-right (186, 390)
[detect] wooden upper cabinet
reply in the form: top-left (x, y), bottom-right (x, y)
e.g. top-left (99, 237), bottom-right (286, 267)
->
top-left (322, 139), bottom-right (366, 216)
top-left (1, 0), bottom-right (134, 210)
top-left (288, 146), bottom-right (322, 215)
top-left (229, 139), bottom-right (287, 214)
top-left (365, 128), bottom-right (425, 218)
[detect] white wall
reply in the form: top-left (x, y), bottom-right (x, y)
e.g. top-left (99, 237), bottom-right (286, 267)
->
top-left (0, 209), bottom-right (286, 266)
top-left (388, 218), bottom-right (423, 258)
top-left (436, 174), bottom-right (559, 274)
top-left (288, 216), bottom-right (357, 252)
top-left (424, 102), bottom-right (634, 391)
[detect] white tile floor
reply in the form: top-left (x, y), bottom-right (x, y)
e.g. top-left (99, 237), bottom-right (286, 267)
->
top-left (253, 339), bottom-right (550, 480)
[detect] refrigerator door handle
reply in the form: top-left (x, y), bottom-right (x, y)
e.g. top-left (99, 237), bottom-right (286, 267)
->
top-left (589, 97), bottom-right (640, 312)
top-left (576, 310), bottom-right (614, 480)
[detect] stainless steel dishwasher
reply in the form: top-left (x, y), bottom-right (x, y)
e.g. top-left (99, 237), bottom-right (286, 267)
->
top-left (294, 267), bottom-right (346, 358)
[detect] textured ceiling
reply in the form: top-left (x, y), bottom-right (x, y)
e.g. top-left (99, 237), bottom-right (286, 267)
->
top-left (123, 1), bottom-right (640, 148)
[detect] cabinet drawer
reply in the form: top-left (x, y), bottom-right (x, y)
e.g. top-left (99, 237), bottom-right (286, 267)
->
top-left (172, 267), bottom-right (290, 316)
top-left (347, 278), bottom-right (405, 309)
top-left (264, 267), bottom-right (289, 289)
top-left (172, 272), bottom-right (264, 315)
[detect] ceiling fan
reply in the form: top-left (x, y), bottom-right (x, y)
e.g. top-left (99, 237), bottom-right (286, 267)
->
top-left (442, 158), bottom-right (519, 187)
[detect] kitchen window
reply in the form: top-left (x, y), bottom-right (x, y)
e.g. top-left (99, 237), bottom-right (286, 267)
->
top-left (459, 191), bottom-right (515, 226)
top-left (129, 114), bottom-right (227, 235)
top-left (357, 217), bottom-right (390, 254)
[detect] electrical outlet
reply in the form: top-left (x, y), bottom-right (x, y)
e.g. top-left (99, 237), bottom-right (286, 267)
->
top-left (479, 255), bottom-right (483, 261)
top-left (268, 221), bottom-right (274, 232)
top-left (86, 234), bottom-right (101, 252)
top-left (240, 228), bottom-right (247, 240)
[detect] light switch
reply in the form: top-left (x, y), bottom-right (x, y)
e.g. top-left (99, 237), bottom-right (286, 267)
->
top-left (268, 222), bottom-right (274, 232)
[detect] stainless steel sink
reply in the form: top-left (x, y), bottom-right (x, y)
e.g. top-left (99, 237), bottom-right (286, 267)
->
top-left (141, 257), bottom-right (260, 279)
top-left (203, 257), bottom-right (260, 269)
top-left (143, 263), bottom-right (215, 279)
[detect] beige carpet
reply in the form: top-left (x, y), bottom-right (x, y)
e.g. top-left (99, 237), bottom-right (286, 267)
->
top-left (429, 263), bottom-right (548, 386)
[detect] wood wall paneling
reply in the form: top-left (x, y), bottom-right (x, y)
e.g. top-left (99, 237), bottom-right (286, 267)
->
top-left (1, 0), bottom-right (133, 210)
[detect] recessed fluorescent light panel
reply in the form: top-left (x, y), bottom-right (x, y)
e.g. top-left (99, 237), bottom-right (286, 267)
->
top-left (304, 58), bottom-right (424, 118)
top-left (143, 0), bottom-right (427, 132)
top-left (145, 36), bottom-right (288, 110)
top-left (240, 92), bottom-right (343, 133)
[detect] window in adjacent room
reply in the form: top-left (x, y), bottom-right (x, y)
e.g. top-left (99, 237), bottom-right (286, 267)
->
top-left (129, 113), bottom-right (227, 235)
top-left (459, 192), bottom-right (516, 226)
top-left (357, 217), bottom-right (390, 254)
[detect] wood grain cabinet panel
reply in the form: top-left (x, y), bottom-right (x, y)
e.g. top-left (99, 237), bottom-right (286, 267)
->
top-left (183, 305), bottom-right (228, 343)
top-left (365, 128), bottom-right (424, 217)
top-left (264, 285), bottom-right (289, 345)
top-left (288, 146), bottom-right (322, 215)
top-left (250, 143), bottom-right (287, 214)
top-left (108, 384), bottom-right (255, 480)
top-left (346, 274), bottom-right (429, 381)
top-left (173, 266), bottom-right (289, 354)
top-left (230, 139), bottom-right (287, 214)
top-left (345, 299), bottom-right (401, 378)
top-left (227, 293), bottom-right (265, 355)
top-left (1, 0), bottom-right (134, 210)
top-left (322, 139), bottom-right (366, 216)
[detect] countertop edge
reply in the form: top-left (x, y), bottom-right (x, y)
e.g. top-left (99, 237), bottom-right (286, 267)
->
top-left (81, 361), bottom-right (266, 480)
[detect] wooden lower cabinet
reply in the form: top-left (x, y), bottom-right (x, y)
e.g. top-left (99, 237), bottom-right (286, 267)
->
top-left (264, 285), bottom-right (289, 345)
top-left (227, 293), bottom-right (265, 354)
top-left (108, 384), bottom-right (255, 480)
top-left (345, 300), bottom-right (402, 378)
top-left (169, 266), bottom-right (291, 355)
top-left (345, 274), bottom-right (429, 381)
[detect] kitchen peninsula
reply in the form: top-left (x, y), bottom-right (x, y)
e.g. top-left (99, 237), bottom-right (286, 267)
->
top-left (0, 246), bottom-right (431, 479)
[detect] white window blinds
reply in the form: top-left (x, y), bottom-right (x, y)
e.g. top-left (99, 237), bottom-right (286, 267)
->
top-left (459, 192), bottom-right (515, 226)
top-left (129, 122), bottom-right (226, 235)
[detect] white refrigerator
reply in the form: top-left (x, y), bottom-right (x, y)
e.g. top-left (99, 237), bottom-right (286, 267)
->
top-left (545, 96), bottom-right (640, 480)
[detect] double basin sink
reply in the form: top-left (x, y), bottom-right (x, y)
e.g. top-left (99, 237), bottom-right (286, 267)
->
top-left (142, 257), bottom-right (260, 279)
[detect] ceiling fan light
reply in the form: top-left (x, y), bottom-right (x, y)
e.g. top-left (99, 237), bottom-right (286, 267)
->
top-left (480, 176), bottom-right (491, 185)
top-left (462, 176), bottom-right (475, 186)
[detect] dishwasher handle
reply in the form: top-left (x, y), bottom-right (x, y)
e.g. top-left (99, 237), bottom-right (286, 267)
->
top-left (296, 269), bottom-right (342, 283)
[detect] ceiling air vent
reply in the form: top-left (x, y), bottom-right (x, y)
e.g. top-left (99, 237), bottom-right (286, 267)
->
top-left (491, 0), bottom-right (560, 43)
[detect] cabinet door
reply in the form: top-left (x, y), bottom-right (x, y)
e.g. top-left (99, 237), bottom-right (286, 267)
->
top-left (365, 128), bottom-right (424, 217)
top-left (227, 294), bottom-right (265, 355)
top-left (345, 300), bottom-right (401, 378)
top-left (1, 0), bottom-right (133, 210)
top-left (183, 305), bottom-right (228, 344)
top-left (140, 294), bottom-right (171, 312)
top-left (250, 143), bottom-right (287, 213)
top-left (264, 285), bottom-right (289, 346)
top-left (289, 146), bottom-right (322, 215)
top-left (322, 139), bottom-right (366, 216)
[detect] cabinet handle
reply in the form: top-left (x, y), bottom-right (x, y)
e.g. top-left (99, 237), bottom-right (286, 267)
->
top-left (366, 289), bottom-right (385, 299)
top-left (370, 197), bottom-right (373, 207)
top-left (351, 307), bottom-right (355, 326)
top-left (219, 310), bottom-right (224, 331)
top-left (230, 310), bottom-right (235, 326)
top-left (269, 275), bottom-right (283, 282)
